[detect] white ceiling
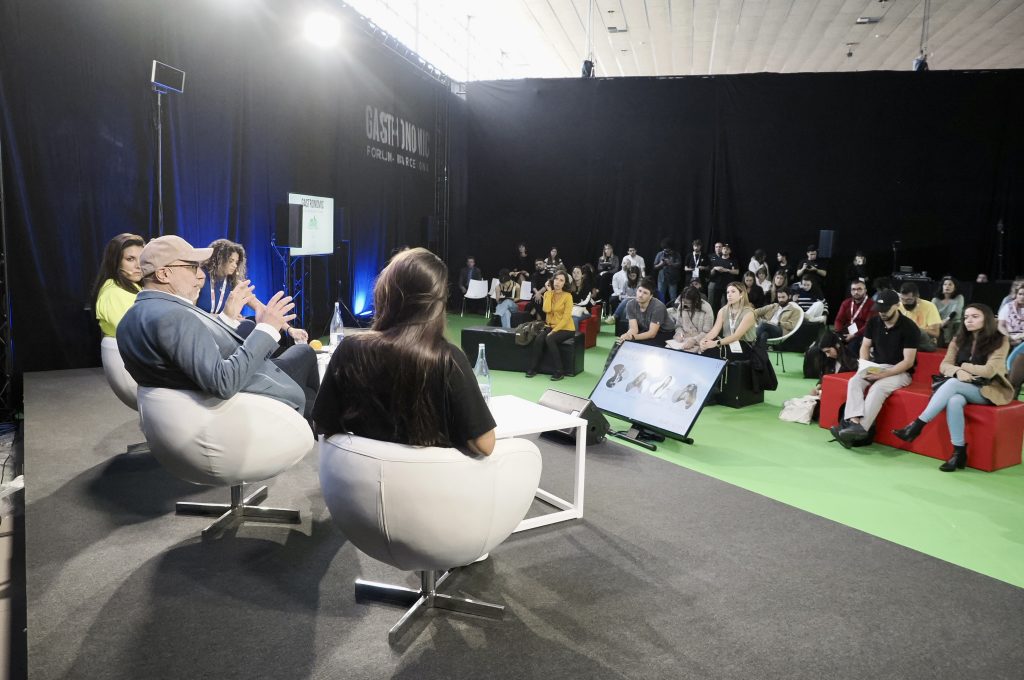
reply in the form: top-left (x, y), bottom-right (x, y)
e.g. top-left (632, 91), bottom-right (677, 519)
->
top-left (521, 0), bottom-right (1024, 76)
top-left (344, 1), bottom-right (1024, 79)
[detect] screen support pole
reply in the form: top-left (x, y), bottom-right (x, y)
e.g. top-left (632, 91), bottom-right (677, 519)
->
top-left (610, 425), bottom-right (692, 450)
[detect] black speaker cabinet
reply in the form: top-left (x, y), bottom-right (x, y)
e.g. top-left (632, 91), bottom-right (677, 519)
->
top-left (538, 390), bottom-right (609, 446)
top-left (275, 203), bottom-right (303, 248)
top-left (817, 229), bottom-right (836, 259)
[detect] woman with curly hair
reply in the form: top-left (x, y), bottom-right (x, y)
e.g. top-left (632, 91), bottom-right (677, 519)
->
top-left (199, 239), bottom-right (247, 316)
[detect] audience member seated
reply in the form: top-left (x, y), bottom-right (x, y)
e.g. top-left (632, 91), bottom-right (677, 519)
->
top-left (117, 235), bottom-right (320, 420)
top-left (769, 269), bottom-right (789, 301)
top-left (845, 251), bottom-right (869, 284)
top-left (618, 277), bottom-right (675, 347)
top-left (775, 251), bottom-right (795, 280)
top-left (830, 290), bottom-right (919, 448)
top-left (509, 243), bottom-right (531, 283)
top-left (891, 304), bottom-right (1014, 472)
top-left (698, 280), bottom-right (756, 359)
top-left (666, 285), bottom-right (713, 352)
top-left (493, 268), bottom-right (520, 329)
top-left (708, 242), bottom-right (740, 311)
top-left (809, 330), bottom-right (858, 397)
top-left (897, 282), bottom-right (941, 351)
top-left (608, 265), bottom-right (641, 323)
top-left (833, 279), bottom-right (875, 356)
top-left (620, 245), bottom-right (646, 277)
top-left (92, 233), bottom-right (144, 337)
top-left (747, 248), bottom-right (769, 280)
top-left (793, 274), bottom-right (828, 320)
top-left (314, 247), bottom-right (496, 456)
top-left (754, 268), bottom-right (771, 295)
top-left (456, 255), bottom-right (483, 312)
top-left (796, 244), bottom-right (828, 290)
top-left (543, 246), bottom-right (564, 275)
top-left (997, 277), bottom-right (1024, 313)
top-left (932, 276), bottom-right (964, 348)
top-left (742, 271), bottom-right (766, 307)
top-left (524, 259), bottom-right (549, 319)
top-left (596, 243), bottom-right (619, 301)
top-left (570, 265), bottom-right (600, 331)
top-left (653, 238), bottom-right (682, 304)
top-left (524, 270), bottom-right (574, 381)
top-left (752, 288), bottom-right (801, 348)
top-left (996, 280), bottom-right (1024, 348)
top-left (684, 239), bottom-right (709, 289)
top-left (607, 261), bottom-right (629, 319)
top-left (1008, 342), bottom-right (1024, 398)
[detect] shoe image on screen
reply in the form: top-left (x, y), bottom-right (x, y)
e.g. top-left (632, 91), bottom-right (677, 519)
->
top-left (606, 364), bottom-right (626, 388)
top-left (651, 375), bottom-right (674, 399)
top-left (625, 371), bottom-right (647, 393)
top-left (672, 383), bottom-right (698, 409)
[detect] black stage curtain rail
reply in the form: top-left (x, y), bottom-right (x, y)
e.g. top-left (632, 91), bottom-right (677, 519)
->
top-left (458, 71), bottom-right (1024, 304)
top-left (1, 0), bottom-right (450, 374)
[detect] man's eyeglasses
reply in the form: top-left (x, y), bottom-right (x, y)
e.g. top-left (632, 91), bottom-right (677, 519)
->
top-left (164, 263), bottom-right (201, 274)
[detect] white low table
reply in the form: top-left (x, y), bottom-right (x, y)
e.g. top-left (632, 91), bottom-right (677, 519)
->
top-left (489, 394), bottom-right (588, 532)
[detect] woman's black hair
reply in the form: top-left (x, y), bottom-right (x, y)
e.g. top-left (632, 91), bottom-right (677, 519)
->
top-left (91, 233), bottom-right (145, 307)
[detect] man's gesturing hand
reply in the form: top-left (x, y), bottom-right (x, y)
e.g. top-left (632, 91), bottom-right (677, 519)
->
top-left (256, 291), bottom-right (296, 330)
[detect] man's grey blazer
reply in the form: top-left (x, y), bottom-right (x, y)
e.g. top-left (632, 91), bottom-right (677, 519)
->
top-left (116, 290), bottom-right (304, 412)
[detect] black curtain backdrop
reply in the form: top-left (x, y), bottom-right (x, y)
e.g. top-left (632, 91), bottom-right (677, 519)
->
top-left (459, 71), bottom-right (1024, 304)
top-left (1, 0), bottom-right (449, 373)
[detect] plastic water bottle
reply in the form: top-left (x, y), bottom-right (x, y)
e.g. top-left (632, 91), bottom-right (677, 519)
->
top-left (473, 343), bottom-right (492, 404)
top-left (330, 302), bottom-right (344, 348)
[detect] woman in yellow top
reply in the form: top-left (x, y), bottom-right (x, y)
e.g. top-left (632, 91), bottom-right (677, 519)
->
top-left (525, 270), bottom-right (575, 381)
top-left (91, 233), bottom-right (145, 337)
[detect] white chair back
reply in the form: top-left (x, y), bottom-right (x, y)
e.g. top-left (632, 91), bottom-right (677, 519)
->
top-left (767, 306), bottom-right (805, 346)
top-left (488, 277), bottom-right (500, 301)
top-left (100, 337), bottom-right (139, 410)
top-left (464, 278), bottom-right (489, 300)
top-left (320, 434), bottom-right (542, 571)
top-left (137, 387), bottom-right (313, 487)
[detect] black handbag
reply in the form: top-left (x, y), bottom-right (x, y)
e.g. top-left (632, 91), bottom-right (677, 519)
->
top-left (930, 374), bottom-right (950, 392)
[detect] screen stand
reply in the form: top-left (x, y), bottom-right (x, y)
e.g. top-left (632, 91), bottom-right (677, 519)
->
top-left (610, 425), bottom-right (691, 451)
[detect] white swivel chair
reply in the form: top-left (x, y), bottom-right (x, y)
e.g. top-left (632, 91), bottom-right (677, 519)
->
top-left (486, 277), bottom-right (501, 318)
top-left (319, 434), bottom-right (542, 643)
top-left (137, 387), bottom-right (313, 538)
top-left (100, 336), bottom-right (149, 454)
top-left (765, 307), bottom-right (805, 372)
top-left (460, 278), bottom-right (489, 317)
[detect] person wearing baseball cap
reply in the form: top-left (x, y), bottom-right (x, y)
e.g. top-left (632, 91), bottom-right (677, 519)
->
top-left (116, 235), bottom-right (319, 419)
top-left (830, 288), bottom-right (920, 448)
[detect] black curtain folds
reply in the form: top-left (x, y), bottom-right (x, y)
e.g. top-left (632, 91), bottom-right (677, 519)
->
top-left (2, 0), bottom-right (448, 372)
top-left (459, 71), bottom-right (1024, 303)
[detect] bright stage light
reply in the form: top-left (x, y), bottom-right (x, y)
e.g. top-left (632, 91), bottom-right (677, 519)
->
top-left (303, 11), bottom-right (341, 48)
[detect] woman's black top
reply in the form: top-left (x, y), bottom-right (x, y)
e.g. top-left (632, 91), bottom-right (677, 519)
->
top-left (312, 338), bottom-right (496, 448)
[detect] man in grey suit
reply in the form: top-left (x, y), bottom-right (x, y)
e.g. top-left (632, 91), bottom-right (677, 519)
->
top-left (117, 235), bottom-right (318, 418)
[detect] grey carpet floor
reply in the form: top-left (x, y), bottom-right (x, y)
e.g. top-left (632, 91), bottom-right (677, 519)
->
top-left (24, 369), bottom-right (1024, 680)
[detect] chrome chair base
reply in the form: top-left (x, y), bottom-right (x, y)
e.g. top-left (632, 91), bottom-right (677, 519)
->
top-left (356, 568), bottom-right (505, 643)
top-left (176, 483), bottom-right (300, 538)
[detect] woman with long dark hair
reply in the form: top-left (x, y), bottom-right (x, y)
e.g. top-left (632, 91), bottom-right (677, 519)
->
top-left (892, 304), bottom-right (1014, 471)
top-left (92, 233), bottom-right (145, 337)
top-left (525, 270), bottom-right (574, 381)
top-left (313, 247), bottom-right (496, 455)
top-left (666, 286), bottom-right (713, 352)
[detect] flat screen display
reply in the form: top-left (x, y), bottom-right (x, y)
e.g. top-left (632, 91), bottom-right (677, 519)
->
top-left (588, 342), bottom-right (726, 441)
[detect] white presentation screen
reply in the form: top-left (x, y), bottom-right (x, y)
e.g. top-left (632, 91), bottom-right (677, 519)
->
top-left (288, 193), bottom-right (334, 255)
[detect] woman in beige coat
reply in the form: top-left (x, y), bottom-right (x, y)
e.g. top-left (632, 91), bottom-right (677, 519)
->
top-left (892, 304), bottom-right (1013, 472)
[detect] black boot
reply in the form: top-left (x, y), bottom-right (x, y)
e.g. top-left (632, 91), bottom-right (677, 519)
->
top-left (939, 444), bottom-right (967, 472)
top-left (892, 418), bottom-right (927, 443)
